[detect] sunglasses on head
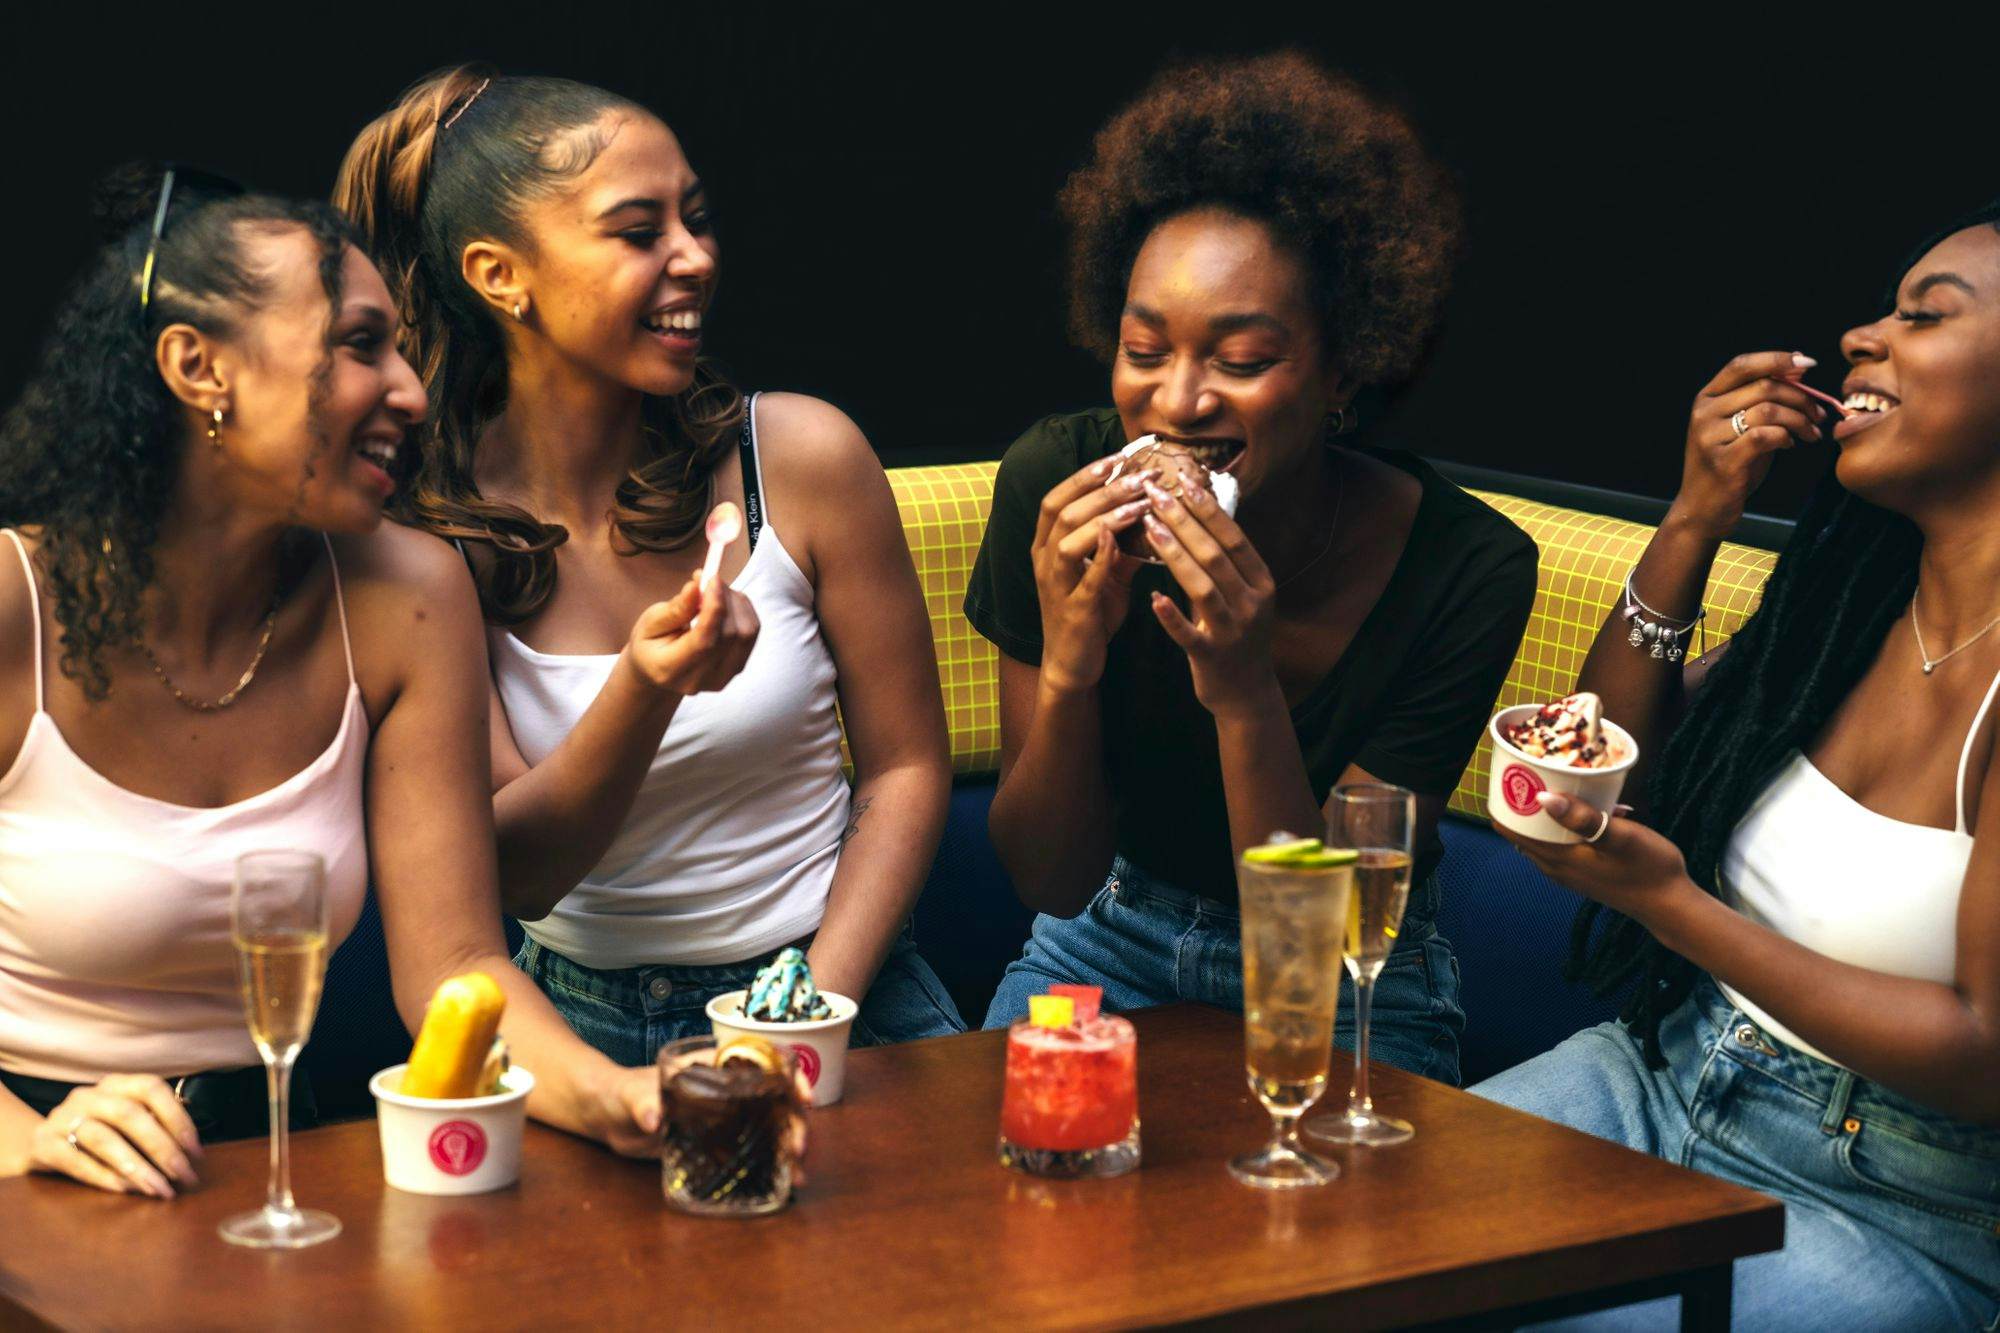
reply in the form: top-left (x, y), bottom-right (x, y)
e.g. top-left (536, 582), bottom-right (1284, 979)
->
top-left (137, 164), bottom-right (247, 316)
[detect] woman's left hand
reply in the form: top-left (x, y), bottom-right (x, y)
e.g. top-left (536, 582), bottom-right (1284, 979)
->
top-left (1139, 478), bottom-right (1279, 718)
top-left (585, 1065), bottom-right (664, 1159)
top-left (1497, 791), bottom-right (1700, 927)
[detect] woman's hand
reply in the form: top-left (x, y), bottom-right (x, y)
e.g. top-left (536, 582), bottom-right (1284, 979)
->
top-left (1673, 350), bottom-right (1829, 540)
top-left (581, 1065), bottom-right (664, 1160)
top-left (624, 574), bottom-right (760, 696)
top-left (1497, 790), bottom-right (1703, 929)
top-left (1031, 459), bottom-right (1155, 695)
top-left (30, 1076), bottom-right (202, 1198)
top-left (1138, 476), bottom-right (1279, 719)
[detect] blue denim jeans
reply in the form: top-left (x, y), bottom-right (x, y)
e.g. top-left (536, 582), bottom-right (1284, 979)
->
top-left (983, 856), bottom-right (1466, 1086)
top-left (1472, 978), bottom-right (2000, 1330)
top-left (515, 927), bottom-right (964, 1068)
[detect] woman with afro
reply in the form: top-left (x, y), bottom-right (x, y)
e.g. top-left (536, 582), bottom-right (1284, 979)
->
top-left (966, 53), bottom-right (1536, 1091)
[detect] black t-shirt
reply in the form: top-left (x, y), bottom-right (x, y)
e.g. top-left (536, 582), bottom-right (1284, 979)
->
top-left (964, 408), bottom-right (1538, 902)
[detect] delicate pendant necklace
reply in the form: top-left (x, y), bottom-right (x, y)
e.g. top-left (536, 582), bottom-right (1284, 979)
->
top-left (140, 592), bottom-right (284, 712)
top-left (1273, 454), bottom-right (1347, 594)
top-left (1910, 584), bottom-right (2000, 676)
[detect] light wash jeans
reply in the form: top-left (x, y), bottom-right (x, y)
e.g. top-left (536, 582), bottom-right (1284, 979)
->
top-left (1473, 978), bottom-right (2000, 1330)
top-left (984, 855), bottom-right (1466, 1086)
top-left (515, 925), bottom-right (964, 1067)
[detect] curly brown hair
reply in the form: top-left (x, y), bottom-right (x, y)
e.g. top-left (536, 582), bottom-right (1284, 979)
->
top-left (0, 164), bottom-right (353, 698)
top-left (1059, 51), bottom-right (1461, 388)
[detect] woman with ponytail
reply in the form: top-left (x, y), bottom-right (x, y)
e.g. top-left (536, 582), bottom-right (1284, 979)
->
top-left (0, 166), bottom-right (667, 1196)
top-left (1474, 207), bottom-right (2000, 1326)
top-left (336, 68), bottom-right (960, 1061)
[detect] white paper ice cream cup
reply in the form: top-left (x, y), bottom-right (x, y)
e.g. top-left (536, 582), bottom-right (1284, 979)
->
top-left (1487, 705), bottom-right (1640, 844)
top-left (707, 989), bottom-right (858, 1107)
top-left (370, 1063), bottom-right (534, 1196)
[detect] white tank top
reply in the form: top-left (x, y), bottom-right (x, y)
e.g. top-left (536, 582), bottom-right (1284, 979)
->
top-left (0, 530), bottom-right (368, 1083)
top-left (1718, 665), bottom-right (2000, 1064)
top-left (491, 401), bottom-right (851, 969)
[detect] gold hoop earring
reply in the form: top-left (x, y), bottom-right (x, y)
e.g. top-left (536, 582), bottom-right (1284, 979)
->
top-left (1325, 404), bottom-right (1358, 440)
top-left (208, 406), bottom-right (225, 449)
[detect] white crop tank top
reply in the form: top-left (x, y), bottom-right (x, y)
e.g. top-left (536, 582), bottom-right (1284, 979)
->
top-left (1717, 664), bottom-right (2000, 1065)
top-left (0, 530), bottom-right (368, 1083)
top-left (491, 395), bottom-right (851, 969)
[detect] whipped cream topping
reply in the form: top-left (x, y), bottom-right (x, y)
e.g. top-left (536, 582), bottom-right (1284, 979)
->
top-left (743, 947), bottom-right (834, 1022)
top-left (1504, 692), bottom-right (1622, 769)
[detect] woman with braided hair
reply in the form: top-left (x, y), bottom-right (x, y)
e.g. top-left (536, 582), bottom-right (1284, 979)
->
top-left (1474, 206), bottom-right (2000, 1327)
top-left (335, 67), bottom-right (961, 1060)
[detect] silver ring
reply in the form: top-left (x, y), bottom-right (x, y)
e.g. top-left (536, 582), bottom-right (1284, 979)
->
top-left (1730, 409), bottom-right (1750, 438)
top-left (64, 1122), bottom-right (83, 1152)
top-left (1583, 808), bottom-right (1612, 844)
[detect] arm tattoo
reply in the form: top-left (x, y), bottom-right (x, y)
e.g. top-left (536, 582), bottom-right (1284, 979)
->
top-left (841, 796), bottom-right (874, 845)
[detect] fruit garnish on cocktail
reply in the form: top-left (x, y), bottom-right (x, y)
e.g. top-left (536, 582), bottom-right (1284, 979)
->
top-left (1047, 984), bottom-right (1103, 1022)
top-left (658, 1033), bottom-right (810, 1216)
top-left (997, 989), bottom-right (1140, 1178)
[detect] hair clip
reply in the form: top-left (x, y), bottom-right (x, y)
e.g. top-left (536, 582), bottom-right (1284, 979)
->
top-left (440, 78), bottom-right (492, 132)
top-left (137, 168), bottom-right (177, 315)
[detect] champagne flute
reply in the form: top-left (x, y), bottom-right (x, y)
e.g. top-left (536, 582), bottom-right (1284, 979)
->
top-left (1307, 784), bottom-right (1416, 1147)
top-left (218, 850), bottom-right (340, 1249)
top-left (1229, 837), bottom-right (1355, 1188)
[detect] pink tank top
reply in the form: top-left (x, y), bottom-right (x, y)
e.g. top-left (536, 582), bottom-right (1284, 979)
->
top-left (0, 530), bottom-right (368, 1083)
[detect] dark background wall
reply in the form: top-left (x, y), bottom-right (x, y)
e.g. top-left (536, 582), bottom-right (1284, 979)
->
top-left (4, 9), bottom-right (1991, 518)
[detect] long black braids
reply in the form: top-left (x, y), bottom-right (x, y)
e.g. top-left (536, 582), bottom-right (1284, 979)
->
top-left (1569, 478), bottom-right (1920, 1062)
top-left (1568, 198), bottom-right (2000, 1064)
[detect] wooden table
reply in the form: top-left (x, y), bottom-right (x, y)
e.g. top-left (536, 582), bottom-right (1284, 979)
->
top-left (0, 1006), bottom-right (1780, 1331)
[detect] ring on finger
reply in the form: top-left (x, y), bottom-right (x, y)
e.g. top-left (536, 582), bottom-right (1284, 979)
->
top-left (1730, 409), bottom-right (1750, 438)
top-left (1583, 808), bottom-right (1612, 844)
top-left (64, 1120), bottom-right (86, 1153)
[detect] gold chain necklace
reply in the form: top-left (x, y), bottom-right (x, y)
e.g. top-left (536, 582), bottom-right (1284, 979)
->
top-left (1910, 584), bottom-right (2000, 676)
top-left (138, 593), bottom-right (283, 712)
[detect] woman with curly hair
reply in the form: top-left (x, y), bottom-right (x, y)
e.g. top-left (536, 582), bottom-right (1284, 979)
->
top-left (1472, 209), bottom-right (2000, 1326)
top-left (966, 53), bottom-right (1537, 1085)
top-left (0, 167), bottom-right (671, 1196)
top-left (335, 67), bottom-right (961, 1060)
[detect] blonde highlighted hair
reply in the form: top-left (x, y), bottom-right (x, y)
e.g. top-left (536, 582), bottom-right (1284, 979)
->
top-left (334, 65), bottom-right (742, 622)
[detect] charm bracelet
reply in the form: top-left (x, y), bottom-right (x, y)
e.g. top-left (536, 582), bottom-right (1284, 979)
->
top-left (1621, 573), bottom-right (1706, 664)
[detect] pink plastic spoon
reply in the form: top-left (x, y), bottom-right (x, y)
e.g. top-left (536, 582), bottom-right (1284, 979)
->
top-left (1784, 376), bottom-right (1852, 419)
top-left (700, 501), bottom-right (743, 588)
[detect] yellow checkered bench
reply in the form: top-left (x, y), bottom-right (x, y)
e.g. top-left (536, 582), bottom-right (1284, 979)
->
top-left (883, 463), bottom-right (1780, 802)
top-left (884, 461), bottom-right (1782, 1063)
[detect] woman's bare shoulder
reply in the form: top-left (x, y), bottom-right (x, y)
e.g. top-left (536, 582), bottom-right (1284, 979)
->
top-left (334, 520), bottom-right (476, 600)
top-left (749, 394), bottom-right (899, 585)
top-left (0, 528), bottom-right (45, 763)
top-left (751, 391), bottom-right (879, 481)
top-left (328, 521), bottom-right (485, 670)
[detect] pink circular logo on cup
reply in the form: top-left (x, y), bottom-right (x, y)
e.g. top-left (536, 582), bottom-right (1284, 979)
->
top-left (789, 1043), bottom-right (821, 1087)
top-left (428, 1120), bottom-right (487, 1176)
top-left (1501, 763), bottom-right (1547, 816)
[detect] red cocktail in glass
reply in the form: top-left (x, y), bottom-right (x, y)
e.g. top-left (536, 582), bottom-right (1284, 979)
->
top-left (997, 1014), bottom-right (1140, 1177)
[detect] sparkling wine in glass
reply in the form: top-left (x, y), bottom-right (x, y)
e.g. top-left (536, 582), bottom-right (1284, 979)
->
top-left (1306, 784), bottom-right (1417, 1148)
top-left (1229, 838), bottom-right (1355, 1189)
top-left (218, 850), bottom-right (340, 1249)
